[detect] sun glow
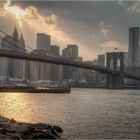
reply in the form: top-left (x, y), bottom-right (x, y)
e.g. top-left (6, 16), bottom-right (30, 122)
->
top-left (5, 6), bottom-right (26, 19)
top-left (4, 0), bottom-right (27, 27)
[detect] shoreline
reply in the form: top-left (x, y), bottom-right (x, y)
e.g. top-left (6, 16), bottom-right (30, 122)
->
top-left (0, 115), bottom-right (63, 139)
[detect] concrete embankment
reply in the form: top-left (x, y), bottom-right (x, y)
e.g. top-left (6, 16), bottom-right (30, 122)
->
top-left (0, 115), bottom-right (63, 139)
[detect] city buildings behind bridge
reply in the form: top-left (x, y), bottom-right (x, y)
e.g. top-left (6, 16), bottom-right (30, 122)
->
top-left (0, 26), bottom-right (140, 87)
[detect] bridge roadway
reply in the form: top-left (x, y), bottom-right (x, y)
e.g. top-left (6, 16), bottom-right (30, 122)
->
top-left (0, 50), bottom-right (140, 81)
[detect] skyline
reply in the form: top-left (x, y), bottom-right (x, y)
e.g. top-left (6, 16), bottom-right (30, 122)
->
top-left (0, 1), bottom-right (140, 60)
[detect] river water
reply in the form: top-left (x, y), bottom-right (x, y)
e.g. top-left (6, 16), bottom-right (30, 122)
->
top-left (0, 88), bottom-right (140, 139)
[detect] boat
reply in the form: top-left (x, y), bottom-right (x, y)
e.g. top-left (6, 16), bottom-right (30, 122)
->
top-left (0, 85), bottom-right (71, 93)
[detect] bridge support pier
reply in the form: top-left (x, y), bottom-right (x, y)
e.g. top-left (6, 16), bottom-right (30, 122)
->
top-left (106, 73), bottom-right (124, 89)
top-left (106, 52), bottom-right (124, 89)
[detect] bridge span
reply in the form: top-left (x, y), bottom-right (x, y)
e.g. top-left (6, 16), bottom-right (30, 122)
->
top-left (0, 50), bottom-right (140, 89)
top-left (0, 50), bottom-right (116, 74)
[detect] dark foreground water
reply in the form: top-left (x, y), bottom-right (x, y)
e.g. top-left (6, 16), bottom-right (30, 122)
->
top-left (0, 88), bottom-right (140, 139)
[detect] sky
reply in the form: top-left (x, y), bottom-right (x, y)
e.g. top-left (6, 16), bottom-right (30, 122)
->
top-left (0, 0), bottom-right (140, 60)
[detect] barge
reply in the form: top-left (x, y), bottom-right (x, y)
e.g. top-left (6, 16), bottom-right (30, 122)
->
top-left (0, 85), bottom-right (71, 93)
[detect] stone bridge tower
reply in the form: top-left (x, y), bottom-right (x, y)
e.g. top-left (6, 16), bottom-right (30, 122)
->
top-left (106, 52), bottom-right (124, 89)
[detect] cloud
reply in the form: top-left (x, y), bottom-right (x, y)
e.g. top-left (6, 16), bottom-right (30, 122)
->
top-left (0, 0), bottom-right (96, 60)
top-left (117, 1), bottom-right (140, 15)
top-left (99, 21), bottom-right (112, 38)
top-left (127, 1), bottom-right (140, 14)
top-left (46, 14), bottom-right (58, 25)
top-left (0, 0), bottom-right (6, 17)
top-left (92, 21), bottom-right (112, 41)
top-left (0, 0), bottom-right (72, 47)
top-left (99, 40), bottom-right (127, 52)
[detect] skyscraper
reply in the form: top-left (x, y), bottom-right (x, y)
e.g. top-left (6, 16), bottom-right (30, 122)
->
top-left (37, 33), bottom-right (50, 51)
top-left (128, 27), bottom-right (140, 67)
top-left (30, 33), bottom-right (51, 81)
top-left (12, 28), bottom-right (26, 79)
top-left (66, 44), bottom-right (78, 60)
top-left (19, 33), bottom-right (26, 79)
top-left (1, 35), bottom-right (13, 79)
top-left (0, 27), bottom-right (26, 79)
top-left (97, 54), bottom-right (105, 67)
top-left (8, 28), bottom-right (18, 78)
top-left (50, 45), bottom-right (60, 81)
top-left (97, 54), bottom-right (106, 82)
top-left (37, 33), bottom-right (51, 80)
top-left (62, 44), bottom-right (79, 80)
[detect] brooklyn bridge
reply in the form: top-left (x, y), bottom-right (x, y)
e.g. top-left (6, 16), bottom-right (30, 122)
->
top-left (0, 30), bottom-right (140, 89)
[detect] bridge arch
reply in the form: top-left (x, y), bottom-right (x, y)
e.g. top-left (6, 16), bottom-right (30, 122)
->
top-left (106, 52), bottom-right (124, 89)
top-left (116, 58), bottom-right (121, 70)
top-left (109, 59), bottom-right (114, 70)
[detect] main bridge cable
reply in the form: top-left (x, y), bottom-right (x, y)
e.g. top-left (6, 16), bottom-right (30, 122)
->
top-left (0, 35), bottom-right (26, 53)
top-left (0, 30), bottom-right (51, 56)
top-left (0, 30), bottom-right (34, 53)
top-left (1, 31), bottom-right (136, 75)
top-left (0, 34), bottom-right (115, 74)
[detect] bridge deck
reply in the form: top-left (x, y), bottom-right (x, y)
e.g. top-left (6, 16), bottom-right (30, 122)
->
top-left (0, 50), bottom-right (114, 74)
top-left (0, 50), bottom-right (140, 81)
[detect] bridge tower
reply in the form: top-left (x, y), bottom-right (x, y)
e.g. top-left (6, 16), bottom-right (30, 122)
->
top-left (106, 52), bottom-right (124, 89)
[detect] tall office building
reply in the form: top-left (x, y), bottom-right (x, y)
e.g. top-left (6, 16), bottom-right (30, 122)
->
top-left (0, 57), bottom-right (8, 77)
top-left (0, 35), bottom-right (13, 78)
top-left (62, 44), bottom-right (79, 80)
top-left (50, 45), bottom-right (60, 81)
top-left (9, 28), bottom-right (18, 78)
top-left (50, 45), bottom-right (59, 56)
top-left (29, 55), bottom-right (40, 81)
top-left (72, 57), bottom-right (84, 81)
top-left (98, 54), bottom-right (105, 67)
top-left (128, 27), bottom-right (140, 67)
top-left (12, 28), bottom-right (26, 79)
top-left (37, 33), bottom-right (50, 51)
top-left (66, 44), bottom-right (78, 60)
top-left (38, 33), bottom-right (51, 80)
top-left (30, 33), bottom-right (51, 81)
top-left (30, 49), bottom-right (51, 81)
top-left (97, 54), bottom-right (106, 82)
top-left (19, 33), bottom-right (26, 79)
top-left (0, 27), bottom-right (26, 79)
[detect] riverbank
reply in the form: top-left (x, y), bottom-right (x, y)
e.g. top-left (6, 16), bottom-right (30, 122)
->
top-left (0, 115), bottom-right (63, 139)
